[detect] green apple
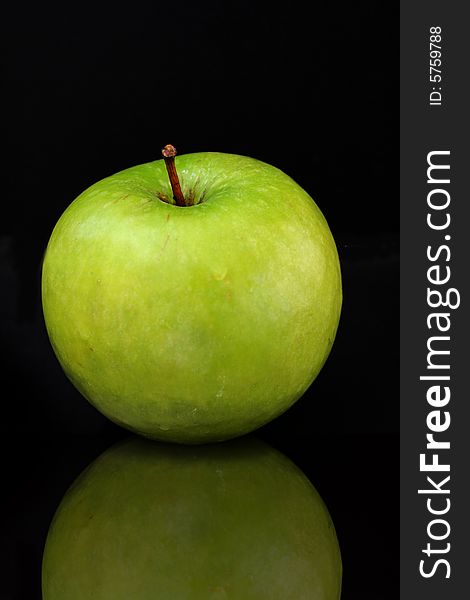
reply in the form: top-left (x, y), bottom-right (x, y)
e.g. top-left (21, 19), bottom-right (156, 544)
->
top-left (42, 436), bottom-right (342, 599)
top-left (42, 149), bottom-right (342, 442)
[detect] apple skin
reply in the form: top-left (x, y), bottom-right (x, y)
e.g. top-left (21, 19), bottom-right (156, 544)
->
top-left (42, 152), bottom-right (342, 442)
top-left (42, 437), bottom-right (342, 600)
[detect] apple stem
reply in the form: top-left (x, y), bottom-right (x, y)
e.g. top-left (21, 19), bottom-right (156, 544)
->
top-left (162, 144), bottom-right (187, 207)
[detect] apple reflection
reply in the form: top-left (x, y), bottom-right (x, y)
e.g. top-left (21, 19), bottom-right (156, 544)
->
top-left (42, 436), bottom-right (341, 600)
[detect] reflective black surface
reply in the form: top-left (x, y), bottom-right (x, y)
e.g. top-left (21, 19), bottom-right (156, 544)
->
top-left (42, 436), bottom-right (342, 599)
top-left (2, 429), bottom-right (398, 599)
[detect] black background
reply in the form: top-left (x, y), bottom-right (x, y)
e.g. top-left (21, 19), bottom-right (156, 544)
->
top-left (1, 1), bottom-right (398, 598)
